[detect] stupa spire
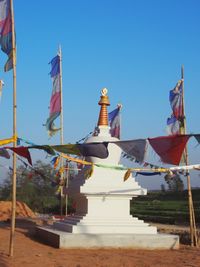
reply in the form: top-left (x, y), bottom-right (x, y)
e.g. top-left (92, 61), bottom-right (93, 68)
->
top-left (97, 88), bottom-right (110, 126)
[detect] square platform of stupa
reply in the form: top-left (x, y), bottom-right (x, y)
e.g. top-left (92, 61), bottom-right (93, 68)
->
top-left (36, 89), bottom-right (179, 249)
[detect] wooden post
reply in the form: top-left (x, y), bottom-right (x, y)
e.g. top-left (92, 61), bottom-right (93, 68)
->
top-left (181, 65), bottom-right (198, 247)
top-left (58, 46), bottom-right (64, 216)
top-left (9, 0), bottom-right (17, 257)
top-left (65, 161), bottom-right (69, 215)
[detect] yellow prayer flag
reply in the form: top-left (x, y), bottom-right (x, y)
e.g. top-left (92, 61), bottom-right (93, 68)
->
top-left (0, 136), bottom-right (17, 146)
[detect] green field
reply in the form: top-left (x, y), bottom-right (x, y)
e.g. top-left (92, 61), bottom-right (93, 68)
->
top-left (130, 189), bottom-right (200, 225)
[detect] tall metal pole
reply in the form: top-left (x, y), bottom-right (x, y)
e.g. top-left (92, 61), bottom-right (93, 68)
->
top-left (58, 46), bottom-right (64, 216)
top-left (9, 0), bottom-right (17, 257)
top-left (181, 65), bottom-right (198, 247)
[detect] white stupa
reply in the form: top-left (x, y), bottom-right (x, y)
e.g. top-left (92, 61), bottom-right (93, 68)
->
top-left (37, 89), bottom-right (179, 249)
top-left (54, 88), bottom-right (157, 234)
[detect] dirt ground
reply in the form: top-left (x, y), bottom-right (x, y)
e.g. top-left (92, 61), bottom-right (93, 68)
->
top-left (0, 219), bottom-right (200, 267)
top-left (0, 201), bottom-right (36, 222)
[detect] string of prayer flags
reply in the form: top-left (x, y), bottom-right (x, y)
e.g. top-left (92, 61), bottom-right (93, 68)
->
top-left (2, 134), bottom-right (200, 170)
top-left (5, 143), bottom-right (198, 182)
top-left (148, 134), bottom-right (190, 165)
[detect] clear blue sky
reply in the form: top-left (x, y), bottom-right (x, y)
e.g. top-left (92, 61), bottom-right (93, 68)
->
top-left (0, 0), bottom-right (200, 189)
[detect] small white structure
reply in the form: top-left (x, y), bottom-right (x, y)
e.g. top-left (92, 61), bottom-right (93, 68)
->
top-left (37, 89), bottom-right (179, 249)
top-left (55, 89), bottom-right (156, 234)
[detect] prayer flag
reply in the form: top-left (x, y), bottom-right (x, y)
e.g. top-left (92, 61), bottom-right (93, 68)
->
top-left (166, 114), bottom-right (180, 135)
top-left (0, 0), bottom-right (13, 71)
top-left (169, 79), bottom-right (183, 120)
top-left (148, 135), bottom-right (190, 165)
top-left (108, 106), bottom-right (121, 139)
top-left (136, 172), bottom-right (161, 176)
top-left (6, 146), bottom-right (32, 165)
top-left (45, 55), bottom-right (61, 136)
top-left (113, 139), bottom-right (148, 163)
top-left (77, 142), bottom-right (109, 158)
top-left (0, 136), bottom-right (17, 146)
top-left (49, 55), bottom-right (60, 77)
top-left (52, 142), bottom-right (109, 159)
top-left (166, 80), bottom-right (183, 135)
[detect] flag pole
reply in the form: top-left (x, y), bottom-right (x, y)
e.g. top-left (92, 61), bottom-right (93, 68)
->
top-left (9, 0), bottom-right (17, 257)
top-left (58, 45), bottom-right (65, 216)
top-left (181, 65), bottom-right (198, 247)
top-left (65, 161), bottom-right (69, 215)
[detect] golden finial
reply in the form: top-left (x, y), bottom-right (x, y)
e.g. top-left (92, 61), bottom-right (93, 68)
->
top-left (97, 88), bottom-right (110, 126)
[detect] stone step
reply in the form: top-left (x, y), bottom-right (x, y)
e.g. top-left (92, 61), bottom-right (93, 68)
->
top-left (61, 215), bottom-right (143, 226)
top-left (53, 222), bottom-right (157, 234)
top-left (59, 219), bottom-right (147, 226)
top-left (35, 226), bottom-right (179, 249)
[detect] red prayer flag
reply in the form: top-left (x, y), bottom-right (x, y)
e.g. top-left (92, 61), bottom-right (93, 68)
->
top-left (6, 146), bottom-right (32, 165)
top-left (148, 135), bottom-right (190, 165)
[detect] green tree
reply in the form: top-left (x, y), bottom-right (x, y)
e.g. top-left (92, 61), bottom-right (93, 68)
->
top-left (160, 183), bottom-right (166, 192)
top-left (164, 173), bottom-right (184, 192)
top-left (0, 160), bottom-right (60, 213)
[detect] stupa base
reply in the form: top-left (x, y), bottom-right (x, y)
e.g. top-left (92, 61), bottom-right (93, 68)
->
top-left (35, 226), bottom-right (179, 249)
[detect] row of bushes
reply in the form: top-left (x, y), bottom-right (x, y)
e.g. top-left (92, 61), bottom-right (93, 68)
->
top-left (130, 189), bottom-right (200, 225)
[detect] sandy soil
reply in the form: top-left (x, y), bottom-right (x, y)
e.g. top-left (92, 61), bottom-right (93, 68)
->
top-left (0, 219), bottom-right (200, 267)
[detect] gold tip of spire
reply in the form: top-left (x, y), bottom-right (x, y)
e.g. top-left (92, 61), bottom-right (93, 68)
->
top-left (97, 88), bottom-right (110, 126)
